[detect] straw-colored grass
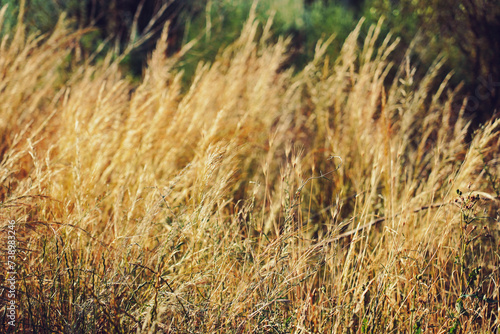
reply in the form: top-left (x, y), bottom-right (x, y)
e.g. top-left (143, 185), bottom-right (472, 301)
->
top-left (1, 4), bottom-right (499, 333)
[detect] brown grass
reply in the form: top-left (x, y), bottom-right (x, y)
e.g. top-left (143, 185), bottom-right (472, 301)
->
top-left (0, 5), bottom-right (499, 333)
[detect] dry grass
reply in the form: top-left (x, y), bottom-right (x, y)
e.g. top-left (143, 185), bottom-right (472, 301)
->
top-left (0, 5), bottom-right (499, 334)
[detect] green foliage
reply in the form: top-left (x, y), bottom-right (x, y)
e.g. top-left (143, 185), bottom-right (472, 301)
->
top-left (0, 0), bottom-right (19, 34)
top-left (295, 1), bottom-right (357, 67)
top-left (0, 0), bottom-right (85, 34)
top-left (179, 1), bottom-right (252, 80)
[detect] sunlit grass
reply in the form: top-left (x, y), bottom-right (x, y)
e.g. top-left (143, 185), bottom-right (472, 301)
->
top-left (0, 4), bottom-right (499, 333)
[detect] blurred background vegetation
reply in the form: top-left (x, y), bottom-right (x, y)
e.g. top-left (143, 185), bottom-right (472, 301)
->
top-left (1, 0), bottom-right (499, 124)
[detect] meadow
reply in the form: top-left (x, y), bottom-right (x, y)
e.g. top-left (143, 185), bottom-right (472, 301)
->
top-left (0, 3), bottom-right (499, 333)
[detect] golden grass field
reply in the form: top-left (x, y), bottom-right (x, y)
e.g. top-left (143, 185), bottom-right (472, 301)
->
top-left (0, 4), bottom-right (499, 333)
